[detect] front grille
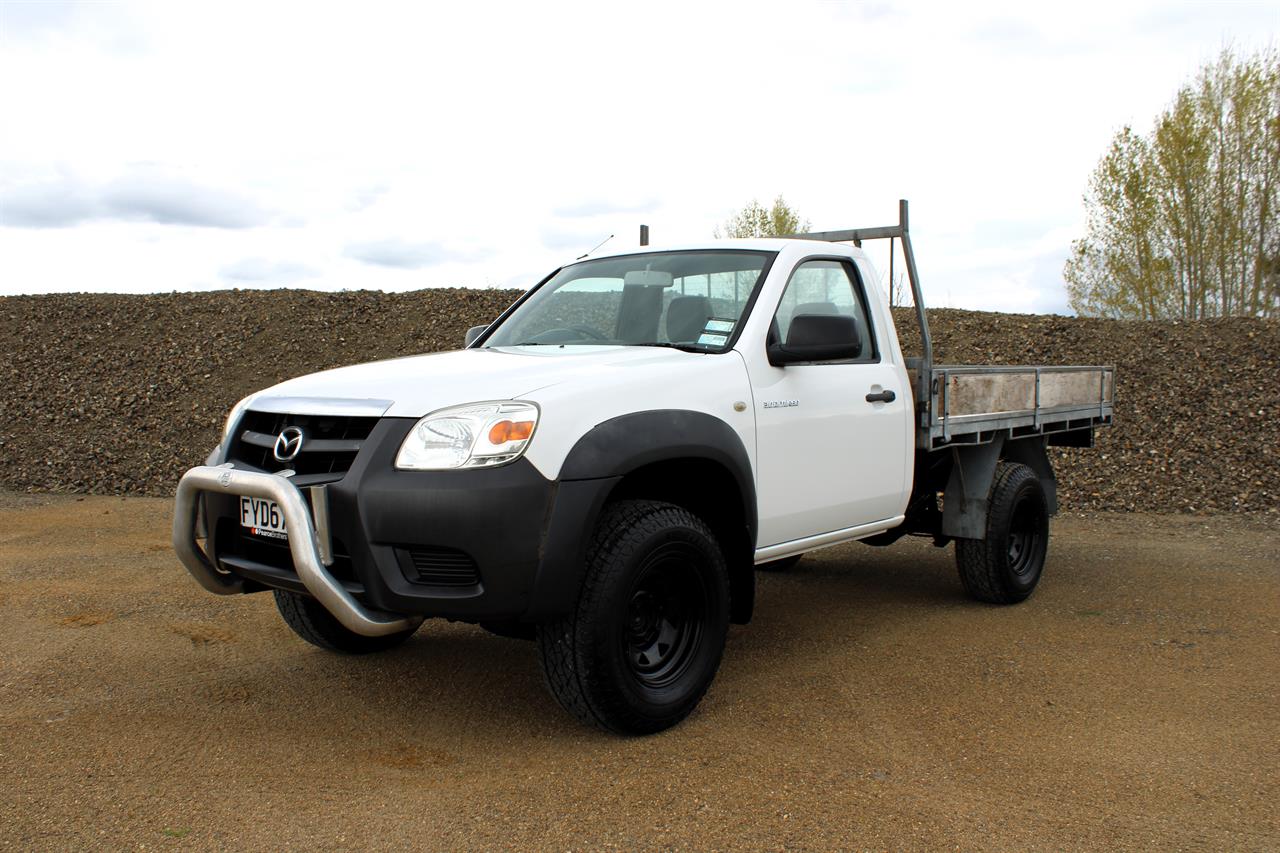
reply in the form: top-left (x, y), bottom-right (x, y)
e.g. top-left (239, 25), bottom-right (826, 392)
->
top-left (227, 411), bottom-right (378, 477)
top-left (399, 546), bottom-right (481, 588)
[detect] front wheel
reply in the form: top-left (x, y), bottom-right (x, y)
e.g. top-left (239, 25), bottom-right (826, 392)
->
top-left (955, 462), bottom-right (1049, 604)
top-left (537, 500), bottom-right (730, 735)
top-left (273, 590), bottom-right (419, 653)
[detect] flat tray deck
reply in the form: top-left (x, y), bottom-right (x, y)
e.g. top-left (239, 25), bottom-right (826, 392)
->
top-left (910, 365), bottom-right (1114, 449)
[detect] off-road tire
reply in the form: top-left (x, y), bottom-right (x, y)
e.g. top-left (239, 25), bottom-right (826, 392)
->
top-left (955, 462), bottom-right (1049, 604)
top-left (758, 554), bottom-right (803, 572)
top-left (537, 500), bottom-right (730, 735)
top-left (273, 589), bottom-right (419, 653)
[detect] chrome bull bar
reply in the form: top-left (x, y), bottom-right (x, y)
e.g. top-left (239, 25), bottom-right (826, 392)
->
top-left (173, 465), bottom-right (421, 638)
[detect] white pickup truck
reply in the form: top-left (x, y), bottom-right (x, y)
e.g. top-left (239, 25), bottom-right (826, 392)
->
top-left (174, 201), bottom-right (1113, 734)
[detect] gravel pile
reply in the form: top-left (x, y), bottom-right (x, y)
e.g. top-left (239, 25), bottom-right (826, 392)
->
top-left (2, 290), bottom-right (1276, 514)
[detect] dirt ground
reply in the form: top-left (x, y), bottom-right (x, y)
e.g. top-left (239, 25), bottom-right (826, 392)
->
top-left (1, 493), bottom-right (1276, 851)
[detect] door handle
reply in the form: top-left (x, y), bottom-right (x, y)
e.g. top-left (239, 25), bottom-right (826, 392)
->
top-left (865, 389), bottom-right (896, 403)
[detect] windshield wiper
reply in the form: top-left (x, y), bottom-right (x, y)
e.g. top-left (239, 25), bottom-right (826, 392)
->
top-left (632, 342), bottom-right (706, 353)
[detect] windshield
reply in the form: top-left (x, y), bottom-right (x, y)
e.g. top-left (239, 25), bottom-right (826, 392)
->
top-left (482, 250), bottom-right (775, 352)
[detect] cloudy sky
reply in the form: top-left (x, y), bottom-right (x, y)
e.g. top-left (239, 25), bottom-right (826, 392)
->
top-left (0, 1), bottom-right (1274, 313)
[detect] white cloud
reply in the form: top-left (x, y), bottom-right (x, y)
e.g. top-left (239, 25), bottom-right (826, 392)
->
top-left (0, 0), bottom-right (1275, 314)
top-left (220, 257), bottom-right (317, 285)
top-left (0, 166), bottom-right (271, 229)
top-left (344, 239), bottom-right (492, 270)
top-left (552, 198), bottom-right (661, 218)
top-left (539, 223), bottom-right (613, 253)
top-left (0, 177), bottom-right (98, 228)
top-left (0, 0), bottom-right (86, 38)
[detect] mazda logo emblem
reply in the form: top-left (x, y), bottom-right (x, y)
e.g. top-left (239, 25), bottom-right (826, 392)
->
top-left (273, 426), bottom-right (305, 462)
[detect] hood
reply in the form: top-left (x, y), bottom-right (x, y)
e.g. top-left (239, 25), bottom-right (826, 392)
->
top-left (248, 346), bottom-right (706, 418)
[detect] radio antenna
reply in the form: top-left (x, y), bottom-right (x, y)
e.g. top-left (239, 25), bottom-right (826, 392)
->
top-left (577, 234), bottom-right (614, 260)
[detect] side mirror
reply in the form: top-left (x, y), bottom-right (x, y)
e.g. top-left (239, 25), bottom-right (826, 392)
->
top-left (464, 324), bottom-right (489, 347)
top-left (767, 314), bottom-right (861, 366)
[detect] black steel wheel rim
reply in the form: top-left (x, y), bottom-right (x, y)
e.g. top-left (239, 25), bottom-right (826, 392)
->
top-left (623, 547), bottom-right (707, 689)
top-left (1007, 493), bottom-right (1045, 578)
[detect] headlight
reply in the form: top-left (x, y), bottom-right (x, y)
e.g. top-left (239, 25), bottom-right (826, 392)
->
top-left (222, 395), bottom-right (254, 442)
top-left (395, 401), bottom-right (539, 470)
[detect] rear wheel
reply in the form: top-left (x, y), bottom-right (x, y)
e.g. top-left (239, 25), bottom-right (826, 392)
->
top-left (955, 462), bottom-right (1049, 604)
top-left (537, 500), bottom-right (730, 735)
top-left (273, 589), bottom-right (419, 653)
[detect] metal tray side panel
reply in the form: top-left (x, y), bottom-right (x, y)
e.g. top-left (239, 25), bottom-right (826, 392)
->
top-left (947, 372), bottom-right (1035, 417)
top-left (1040, 369), bottom-right (1110, 409)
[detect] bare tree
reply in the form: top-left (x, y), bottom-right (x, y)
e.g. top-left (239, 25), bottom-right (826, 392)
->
top-left (1065, 48), bottom-right (1279, 319)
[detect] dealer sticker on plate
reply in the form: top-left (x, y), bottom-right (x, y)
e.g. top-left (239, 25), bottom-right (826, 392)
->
top-left (241, 497), bottom-right (288, 540)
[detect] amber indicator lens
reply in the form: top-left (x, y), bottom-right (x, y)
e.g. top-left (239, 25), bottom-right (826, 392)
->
top-left (488, 420), bottom-right (534, 444)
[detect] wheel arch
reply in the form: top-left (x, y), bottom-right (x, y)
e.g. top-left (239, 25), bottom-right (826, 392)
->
top-left (529, 410), bottom-right (758, 624)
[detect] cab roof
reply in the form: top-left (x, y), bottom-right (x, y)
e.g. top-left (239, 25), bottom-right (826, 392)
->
top-left (576, 237), bottom-right (869, 266)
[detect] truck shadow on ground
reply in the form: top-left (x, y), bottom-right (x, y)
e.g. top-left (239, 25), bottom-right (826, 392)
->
top-left (220, 539), bottom-right (969, 737)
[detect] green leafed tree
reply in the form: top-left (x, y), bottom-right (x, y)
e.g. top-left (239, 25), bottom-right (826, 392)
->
top-left (1065, 48), bottom-right (1280, 319)
top-left (715, 195), bottom-right (810, 238)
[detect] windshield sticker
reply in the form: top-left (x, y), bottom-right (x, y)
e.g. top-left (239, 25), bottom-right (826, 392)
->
top-left (703, 319), bottom-right (735, 334)
top-left (696, 332), bottom-right (729, 347)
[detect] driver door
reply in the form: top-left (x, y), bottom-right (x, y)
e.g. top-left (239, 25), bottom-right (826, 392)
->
top-left (748, 258), bottom-right (910, 548)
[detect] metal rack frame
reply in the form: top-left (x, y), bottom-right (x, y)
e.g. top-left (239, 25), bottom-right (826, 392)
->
top-left (787, 199), bottom-right (933, 424)
top-left (787, 201), bottom-right (1114, 449)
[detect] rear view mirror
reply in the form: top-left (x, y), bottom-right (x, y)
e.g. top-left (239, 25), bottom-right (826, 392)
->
top-left (623, 270), bottom-right (674, 288)
top-left (767, 314), bottom-right (861, 365)
top-left (464, 325), bottom-right (489, 347)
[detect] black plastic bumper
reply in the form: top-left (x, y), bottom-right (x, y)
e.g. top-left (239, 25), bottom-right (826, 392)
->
top-left (204, 417), bottom-right (617, 622)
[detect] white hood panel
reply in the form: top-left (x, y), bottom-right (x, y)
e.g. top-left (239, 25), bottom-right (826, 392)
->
top-left (249, 346), bottom-right (707, 419)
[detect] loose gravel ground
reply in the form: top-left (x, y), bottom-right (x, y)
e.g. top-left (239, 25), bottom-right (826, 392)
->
top-left (2, 492), bottom-right (1276, 851)
top-left (2, 291), bottom-right (1277, 514)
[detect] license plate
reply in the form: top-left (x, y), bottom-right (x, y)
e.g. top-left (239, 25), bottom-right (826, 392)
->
top-left (240, 497), bottom-right (288, 540)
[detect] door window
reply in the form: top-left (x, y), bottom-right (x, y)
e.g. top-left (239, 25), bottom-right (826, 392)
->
top-left (772, 259), bottom-right (876, 361)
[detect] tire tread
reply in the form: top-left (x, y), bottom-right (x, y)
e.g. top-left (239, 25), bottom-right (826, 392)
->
top-left (537, 499), bottom-right (728, 734)
top-left (955, 462), bottom-right (1046, 605)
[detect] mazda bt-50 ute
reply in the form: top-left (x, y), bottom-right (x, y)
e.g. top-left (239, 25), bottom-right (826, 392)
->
top-left (174, 201), bottom-right (1113, 734)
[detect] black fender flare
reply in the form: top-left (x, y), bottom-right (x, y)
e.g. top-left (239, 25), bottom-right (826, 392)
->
top-left (526, 410), bottom-right (758, 622)
top-left (559, 409), bottom-right (757, 540)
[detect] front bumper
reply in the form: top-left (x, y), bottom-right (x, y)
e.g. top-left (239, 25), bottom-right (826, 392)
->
top-left (175, 465), bottom-right (420, 637)
top-left (178, 417), bottom-right (617, 632)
